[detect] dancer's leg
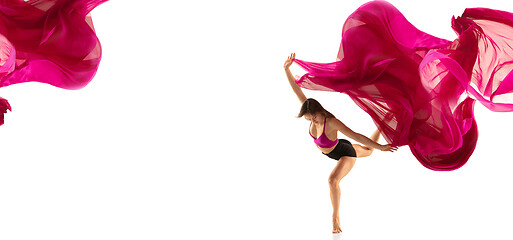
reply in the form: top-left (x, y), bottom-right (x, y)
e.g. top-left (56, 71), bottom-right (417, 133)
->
top-left (328, 156), bottom-right (357, 234)
top-left (370, 128), bottom-right (381, 142)
top-left (352, 128), bottom-right (381, 158)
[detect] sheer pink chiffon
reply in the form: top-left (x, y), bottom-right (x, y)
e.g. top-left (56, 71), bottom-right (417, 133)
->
top-left (293, 1), bottom-right (513, 170)
top-left (0, 0), bottom-right (107, 126)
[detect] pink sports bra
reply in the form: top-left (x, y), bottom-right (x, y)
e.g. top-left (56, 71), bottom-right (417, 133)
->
top-left (309, 117), bottom-right (339, 148)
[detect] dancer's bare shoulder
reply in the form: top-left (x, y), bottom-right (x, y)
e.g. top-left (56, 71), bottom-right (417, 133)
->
top-left (328, 117), bottom-right (358, 139)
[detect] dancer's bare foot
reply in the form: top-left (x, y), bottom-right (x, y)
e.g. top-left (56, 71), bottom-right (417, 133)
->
top-left (332, 216), bottom-right (342, 233)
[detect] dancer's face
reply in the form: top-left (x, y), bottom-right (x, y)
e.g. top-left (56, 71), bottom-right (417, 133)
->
top-left (304, 113), bottom-right (322, 125)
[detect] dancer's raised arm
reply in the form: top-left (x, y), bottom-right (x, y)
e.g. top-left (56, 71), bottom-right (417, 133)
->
top-left (284, 53), bottom-right (307, 104)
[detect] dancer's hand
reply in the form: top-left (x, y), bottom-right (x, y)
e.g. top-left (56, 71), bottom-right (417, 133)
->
top-left (284, 53), bottom-right (295, 69)
top-left (378, 144), bottom-right (398, 152)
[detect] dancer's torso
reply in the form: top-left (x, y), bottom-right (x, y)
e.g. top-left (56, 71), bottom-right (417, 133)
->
top-left (310, 117), bottom-right (339, 154)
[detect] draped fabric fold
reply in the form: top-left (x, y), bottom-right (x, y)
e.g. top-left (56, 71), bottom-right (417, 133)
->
top-left (0, 0), bottom-right (107, 126)
top-left (293, 0), bottom-right (513, 170)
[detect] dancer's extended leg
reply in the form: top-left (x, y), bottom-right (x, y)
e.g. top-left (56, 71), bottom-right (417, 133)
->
top-left (352, 128), bottom-right (381, 157)
top-left (328, 156), bottom-right (356, 234)
top-left (370, 128), bottom-right (381, 142)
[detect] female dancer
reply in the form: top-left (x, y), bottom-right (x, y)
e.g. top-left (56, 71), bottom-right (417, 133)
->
top-left (284, 53), bottom-right (398, 233)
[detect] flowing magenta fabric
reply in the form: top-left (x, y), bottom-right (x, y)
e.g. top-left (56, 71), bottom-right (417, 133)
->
top-left (292, 1), bottom-right (513, 171)
top-left (0, 0), bottom-right (108, 126)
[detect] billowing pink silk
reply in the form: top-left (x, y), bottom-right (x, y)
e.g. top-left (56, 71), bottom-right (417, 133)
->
top-left (0, 0), bottom-right (107, 125)
top-left (293, 1), bottom-right (513, 171)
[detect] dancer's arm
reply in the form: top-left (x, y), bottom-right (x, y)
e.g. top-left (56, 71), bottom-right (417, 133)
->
top-left (332, 118), bottom-right (397, 152)
top-left (284, 53), bottom-right (307, 104)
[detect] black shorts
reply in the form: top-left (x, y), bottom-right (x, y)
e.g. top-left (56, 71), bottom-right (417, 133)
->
top-left (323, 139), bottom-right (357, 160)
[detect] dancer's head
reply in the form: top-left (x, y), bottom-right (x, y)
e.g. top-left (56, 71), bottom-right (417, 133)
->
top-left (297, 98), bottom-right (335, 124)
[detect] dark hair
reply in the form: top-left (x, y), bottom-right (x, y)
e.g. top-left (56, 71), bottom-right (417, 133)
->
top-left (297, 98), bottom-right (336, 119)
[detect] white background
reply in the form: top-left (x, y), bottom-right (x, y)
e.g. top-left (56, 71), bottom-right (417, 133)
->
top-left (0, 0), bottom-right (512, 239)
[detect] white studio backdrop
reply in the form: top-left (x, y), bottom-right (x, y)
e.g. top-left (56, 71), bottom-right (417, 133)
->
top-left (0, 0), bottom-right (511, 240)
